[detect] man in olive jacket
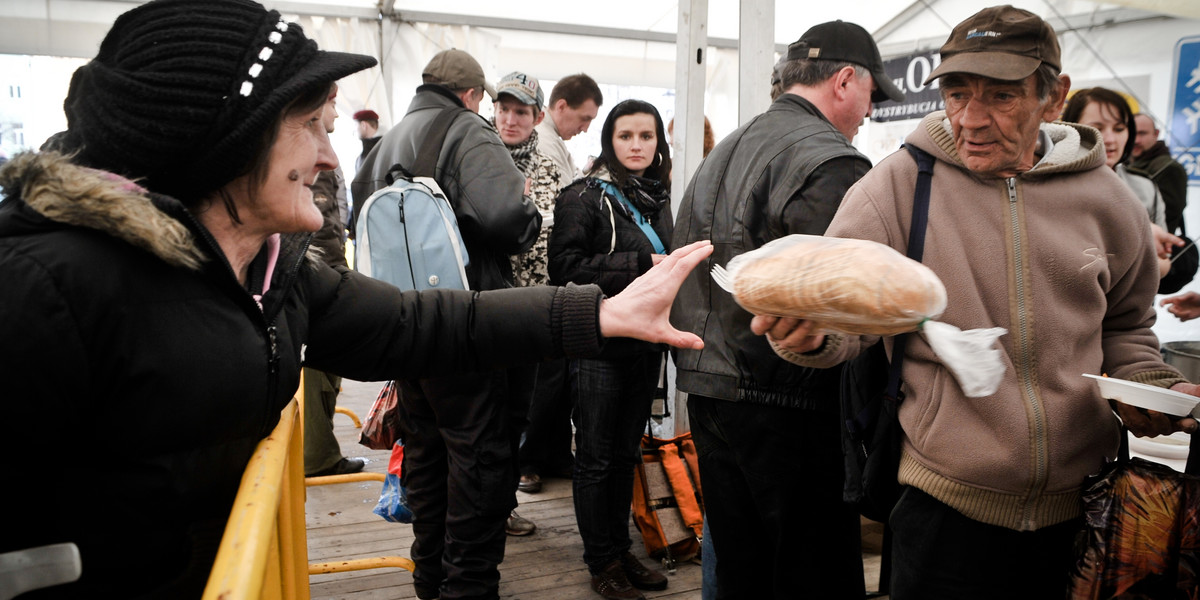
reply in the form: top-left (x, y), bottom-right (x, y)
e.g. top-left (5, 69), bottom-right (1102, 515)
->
top-left (351, 48), bottom-right (541, 600)
top-left (669, 21), bottom-right (902, 599)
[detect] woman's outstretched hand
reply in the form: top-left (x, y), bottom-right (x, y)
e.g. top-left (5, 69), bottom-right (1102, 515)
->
top-left (599, 240), bottom-right (713, 349)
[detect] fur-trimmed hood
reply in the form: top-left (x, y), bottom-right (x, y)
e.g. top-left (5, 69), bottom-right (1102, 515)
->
top-left (0, 152), bottom-right (207, 270)
top-left (1, 152), bottom-right (325, 273)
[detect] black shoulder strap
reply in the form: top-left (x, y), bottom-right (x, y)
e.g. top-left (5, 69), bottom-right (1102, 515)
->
top-left (412, 107), bottom-right (466, 178)
top-left (886, 145), bottom-right (936, 401)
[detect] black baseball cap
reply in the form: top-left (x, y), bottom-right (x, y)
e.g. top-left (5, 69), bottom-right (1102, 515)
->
top-left (786, 20), bottom-right (905, 103)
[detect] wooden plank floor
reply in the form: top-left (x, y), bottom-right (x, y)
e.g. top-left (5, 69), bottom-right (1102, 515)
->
top-left (305, 378), bottom-right (886, 599)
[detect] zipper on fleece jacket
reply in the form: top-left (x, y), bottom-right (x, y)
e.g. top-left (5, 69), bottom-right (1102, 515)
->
top-left (1007, 176), bottom-right (1049, 530)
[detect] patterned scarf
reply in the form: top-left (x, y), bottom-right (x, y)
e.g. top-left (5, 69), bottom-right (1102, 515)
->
top-left (491, 118), bottom-right (540, 177)
top-left (618, 173), bottom-right (670, 218)
top-left (591, 165), bottom-right (670, 220)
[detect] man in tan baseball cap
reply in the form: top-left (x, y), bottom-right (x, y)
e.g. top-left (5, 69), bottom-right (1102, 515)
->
top-left (755, 5), bottom-right (1199, 600)
top-left (350, 44), bottom-right (543, 599)
top-left (421, 48), bottom-right (497, 111)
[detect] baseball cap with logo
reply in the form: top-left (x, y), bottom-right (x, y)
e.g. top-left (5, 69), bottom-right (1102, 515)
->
top-left (785, 20), bottom-right (904, 103)
top-left (923, 5), bottom-right (1061, 85)
top-left (422, 48), bottom-right (496, 99)
top-left (496, 71), bottom-right (544, 109)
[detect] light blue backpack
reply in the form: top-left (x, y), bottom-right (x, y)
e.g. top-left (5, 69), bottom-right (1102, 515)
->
top-left (355, 107), bottom-right (470, 291)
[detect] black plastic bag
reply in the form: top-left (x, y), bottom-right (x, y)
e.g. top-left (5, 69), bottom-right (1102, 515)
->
top-left (1158, 232), bottom-right (1197, 295)
top-left (840, 340), bottom-right (906, 523)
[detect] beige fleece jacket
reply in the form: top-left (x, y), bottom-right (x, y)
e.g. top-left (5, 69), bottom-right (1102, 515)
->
top-left (778, 112), bottom-right (1186, 531)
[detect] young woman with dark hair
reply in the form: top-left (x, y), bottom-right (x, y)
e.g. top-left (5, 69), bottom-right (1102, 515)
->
top-left (1062, 87), bottom-right (1179, 278)
top-left (548, 99), bottom-right (675, 600)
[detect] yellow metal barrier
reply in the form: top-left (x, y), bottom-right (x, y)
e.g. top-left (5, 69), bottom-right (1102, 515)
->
top-left (203, 398), bottom-right (307, 600)
top-left (204, 383), bottom-right (412, 600)
top-left (333, 406), bottom-right (361, 428)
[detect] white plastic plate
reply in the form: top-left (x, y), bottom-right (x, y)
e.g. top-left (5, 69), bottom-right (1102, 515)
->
top-left (1083, 373), bottom-right (1200, 417)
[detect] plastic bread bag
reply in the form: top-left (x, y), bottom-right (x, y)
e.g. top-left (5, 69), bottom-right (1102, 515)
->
top-left (713, 234), bottom-right (1006, 397)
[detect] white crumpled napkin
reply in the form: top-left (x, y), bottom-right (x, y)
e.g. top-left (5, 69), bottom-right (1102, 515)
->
top-left (919, 321), bottom-right (1008, 398)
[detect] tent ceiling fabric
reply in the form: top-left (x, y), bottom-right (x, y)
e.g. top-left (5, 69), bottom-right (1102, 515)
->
top-left (3, 0), bottom-right (1195, 149)
top-left (0, 0), bottom-right (1196, 137)
top-left (1103, 0), bottom-right (1200, 19)
top-left (2, 0), bottom-right (1195, 55)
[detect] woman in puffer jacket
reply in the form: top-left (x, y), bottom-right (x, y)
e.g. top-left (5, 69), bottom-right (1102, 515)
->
top-left (548, 99), bottom-right (674, 600)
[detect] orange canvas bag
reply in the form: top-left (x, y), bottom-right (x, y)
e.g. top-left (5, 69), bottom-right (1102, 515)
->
top-left (631, 431), bottom-right (704, 568)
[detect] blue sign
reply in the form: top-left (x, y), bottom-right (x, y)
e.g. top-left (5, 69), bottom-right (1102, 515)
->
top-left (1169, 36), bottom-right (1200, 185)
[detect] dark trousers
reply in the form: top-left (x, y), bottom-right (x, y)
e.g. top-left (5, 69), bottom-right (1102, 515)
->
top-left (519, 358), bottom-right (575, 477)
top-left (302, 367), bottom-right (344, 475)
top-left (688, 394), bottom-right (865, 600)
top-left (571, 354), bottom-right (661, 572)
top-left (890, 486), bottom-right (1081, 600)
top-left (398, 365), bottom-right (535, 600)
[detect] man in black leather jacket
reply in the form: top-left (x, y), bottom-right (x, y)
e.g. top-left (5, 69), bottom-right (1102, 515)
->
top-left (351, 49), bottom-right (542, 600)
top-left (669, 21), bottom-right (903, 599)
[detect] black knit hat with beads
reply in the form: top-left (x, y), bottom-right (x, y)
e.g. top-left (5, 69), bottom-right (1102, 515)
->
top-left (60, 0), bottom-right (377, 202)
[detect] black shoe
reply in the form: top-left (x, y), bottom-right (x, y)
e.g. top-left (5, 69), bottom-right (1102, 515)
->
top-left (308, 457), bottom-right (365, 477)
top-left (620, 552), bottom-right (667, 591)
top-left (590, 559), bottom-right (645, 600)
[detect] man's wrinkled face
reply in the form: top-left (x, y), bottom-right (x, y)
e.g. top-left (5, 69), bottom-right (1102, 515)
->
top-left (941, 72), bottom-right (1063, 178)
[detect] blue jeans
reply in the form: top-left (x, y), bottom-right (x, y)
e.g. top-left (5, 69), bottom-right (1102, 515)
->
top-left (570, 353), bottom-right (662, 572)
top-left (701, 516), bottom-right (717, 600)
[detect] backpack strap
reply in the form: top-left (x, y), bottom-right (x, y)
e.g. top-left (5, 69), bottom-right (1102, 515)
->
top-left (599, 181), bottom-right (667, 254)
top-left (884, 145), bottom-right (936, 401)
top-left (412, 106), bottom-right (467, 179)
top-left (381, 107), bottom-right (466, 186)
top-left (659, 442), bottom-right (704, 537)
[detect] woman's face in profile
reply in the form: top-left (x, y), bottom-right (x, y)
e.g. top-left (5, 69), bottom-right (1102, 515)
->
top-left (241, 103), bottom-right (336, 234)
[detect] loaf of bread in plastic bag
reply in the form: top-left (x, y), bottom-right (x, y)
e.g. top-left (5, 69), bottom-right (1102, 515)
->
top-left (716, 234), bottom-right (947, 335)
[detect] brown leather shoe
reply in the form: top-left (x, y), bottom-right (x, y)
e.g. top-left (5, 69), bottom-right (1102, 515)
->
top-left (620, 552), bottom-right (668, 591)
top-left (518, 473), bottom-right (542, 493)
top-left (590, 559), bottom-right (645, 600)
top-left (505, 510), bottom-right (537, 536)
